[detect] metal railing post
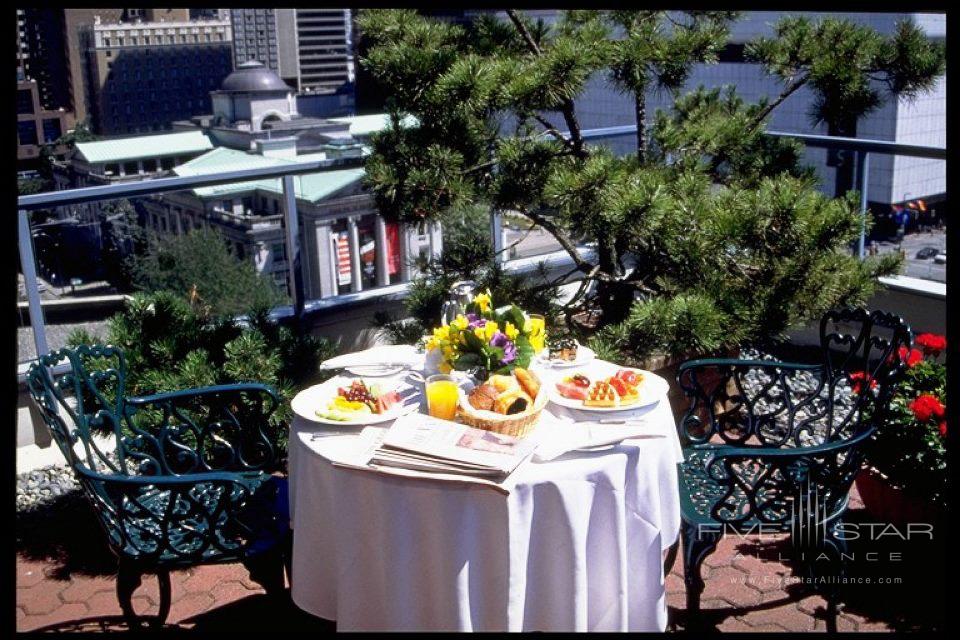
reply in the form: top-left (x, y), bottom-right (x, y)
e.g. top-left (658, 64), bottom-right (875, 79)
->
top-left (855, 151), bottom-right (870, 259)
top-left (280, 175), bottom-right (305, 322)
top-left (18, 209), bottom-right (49, 358)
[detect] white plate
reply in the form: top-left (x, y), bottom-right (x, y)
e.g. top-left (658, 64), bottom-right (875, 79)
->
top-left (291, 376), bottom-right (421, 426)
top-left (536, 344), bottom-right (596, 368)
top-left (345, 364), bottom-right (408, 377)
top-left (546, 362), bottom-right (669, 412)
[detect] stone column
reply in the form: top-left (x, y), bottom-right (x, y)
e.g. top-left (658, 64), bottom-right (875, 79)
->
top-left (399, 223), bottom-right (413, 282)
top-left (374, 216), bottom-right (390, 287)
top-left (314, 221), bottom-right (337, 299)
top-left (429, 221), bottom-right (443, 260)
top-left (347, 216), bottom-right (363, 292)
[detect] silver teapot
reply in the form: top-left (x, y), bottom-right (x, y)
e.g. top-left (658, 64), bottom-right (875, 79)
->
top-left (440, 280), bottom-right (477, 326)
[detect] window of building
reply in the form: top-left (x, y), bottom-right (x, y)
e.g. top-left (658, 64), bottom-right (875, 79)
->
top-left (271, 243), bottom-right (286, 260)
top-left (17, 120), bottom-right (38, 146)
top-left (160, 157), bottom-right (175, 170)
top-left (124, 161), bottom-right (139, 175)
top-left (105, 163), bottom-right (119, 176)
top-left (142, 158), bottom-right (157, 172)
top-left (161, 217), bottom-right (168, 232)
top-left (17, 89), bottom-right (34, 114)
top-left (105, 50), bottom-right (112, 59)
top-left (42, 118), bottom-right (62, 143)
top-left (235, 242), bottom-right (245, 259)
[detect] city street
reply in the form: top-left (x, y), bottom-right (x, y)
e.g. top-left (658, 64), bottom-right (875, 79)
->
top-left (870, 230), bottom-right (947, 283)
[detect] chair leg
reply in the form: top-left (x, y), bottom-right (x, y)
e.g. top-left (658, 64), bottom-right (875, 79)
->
top-left (794, 516), bottom-right (847, 633)
top-left (153, 570), bottom-right (172, 629)
top-left (244, 547), bottom-right (286, 597)
top-left (117, 561), bottom-right (144, 630)
top-left (681, 519), bottom-right (723, 623)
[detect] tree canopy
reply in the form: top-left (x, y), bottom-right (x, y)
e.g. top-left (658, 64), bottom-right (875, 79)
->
top-left (358, 10), bottom-right (942, 357)
top-left (129, 227), bottom-right (287, 318)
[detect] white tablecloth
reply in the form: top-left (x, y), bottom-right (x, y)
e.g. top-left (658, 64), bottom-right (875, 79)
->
top-left (288, 379), bottom-right (683, 632)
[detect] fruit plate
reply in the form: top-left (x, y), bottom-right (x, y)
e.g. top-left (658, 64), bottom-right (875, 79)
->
top-left (291, 376), bottom-right (421, 426)
top-left (535, 343), bottom-right (596, 368)
top-left (546, 362), bottom-right (670, 412)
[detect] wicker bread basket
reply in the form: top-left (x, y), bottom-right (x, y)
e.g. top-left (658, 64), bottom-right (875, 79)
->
top-left (457, 386), bottom-right (549, 439)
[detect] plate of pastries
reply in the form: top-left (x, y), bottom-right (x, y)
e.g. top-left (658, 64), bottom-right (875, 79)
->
top-left (548, 361), bottom-right (669, 412)
top-left (536, 337), bottom-right (595, 368)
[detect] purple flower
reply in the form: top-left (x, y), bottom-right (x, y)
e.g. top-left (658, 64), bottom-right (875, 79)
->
top-left (490, 331), bottom-right (517, 364)
top-left (467, 313), bottom-right (487, 329)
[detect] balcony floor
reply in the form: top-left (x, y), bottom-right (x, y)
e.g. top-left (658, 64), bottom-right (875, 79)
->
top-left (16, 484), bottom-right (940, 632)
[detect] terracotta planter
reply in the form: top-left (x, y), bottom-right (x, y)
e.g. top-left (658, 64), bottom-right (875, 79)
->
top-left (854, 466), bottom-right (940, 525)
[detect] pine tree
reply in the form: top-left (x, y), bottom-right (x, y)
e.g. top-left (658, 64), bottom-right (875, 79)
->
top-left (128, 227), bottom-right (287, 317)
top-left (358, 10), bottom-right (943, 359)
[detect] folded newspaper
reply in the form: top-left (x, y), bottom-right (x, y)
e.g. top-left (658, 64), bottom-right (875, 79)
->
top-left (361, 412), bottom-right (540, 480)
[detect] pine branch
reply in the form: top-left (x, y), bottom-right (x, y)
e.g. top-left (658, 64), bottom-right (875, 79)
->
top-left (506, 9), bottom-right (588, 159)
top-left (749, 75), bottom-right (809, 130)
top-left (519, 208), bottom-right (596, 274)
top-left (532, 113), bottom-right (579, 153)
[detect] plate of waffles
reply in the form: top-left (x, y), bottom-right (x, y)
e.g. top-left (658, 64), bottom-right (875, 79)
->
top-left (546, 360), bottom-right (669, 412)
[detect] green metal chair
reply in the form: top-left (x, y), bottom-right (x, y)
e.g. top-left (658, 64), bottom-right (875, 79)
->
top-left (26, 344), bottom-right (290, 629)
top-left (673, 308), bottom-right (912, 632)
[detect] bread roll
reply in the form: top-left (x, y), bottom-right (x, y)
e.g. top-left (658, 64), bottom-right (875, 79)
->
top-left (513, 367), bottom-right (541, 399)
top-left (489, 374), bottom-right (519, 394)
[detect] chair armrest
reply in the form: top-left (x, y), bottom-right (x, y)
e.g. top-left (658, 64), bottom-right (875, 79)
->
top-left (125, 383), bottom-right (280, 409)
top-left (120, 384), bottom-right (282, 475)
top-left (690, 425), bottom-right (874, 461)
top-left (676, 358), bottom-right (829, 446)
top-left (678, 358), bottom-right (823, 374)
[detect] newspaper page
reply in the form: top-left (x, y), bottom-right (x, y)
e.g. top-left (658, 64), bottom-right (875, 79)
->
top-left (376, 412), bottom-right (540, 477)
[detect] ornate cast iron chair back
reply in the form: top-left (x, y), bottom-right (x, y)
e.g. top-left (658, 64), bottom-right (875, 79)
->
top-left (26, 345), bottom-right (130, 476)
top-left (678, 308), bottom-right (912, 450)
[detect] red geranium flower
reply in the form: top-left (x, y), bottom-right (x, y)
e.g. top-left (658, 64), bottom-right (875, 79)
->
top-left (898, 346), bottom-right (924, 368)
top-left (939, 421), bottom-right (948, 437)
top-left (849, 370), bottom-right (877, 395)
top-left (908, 394), bottom-right (946, 423)
top-left (915, 333), bottom-right (946, 357)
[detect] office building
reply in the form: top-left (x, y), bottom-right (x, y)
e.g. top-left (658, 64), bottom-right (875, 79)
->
top-left (230, 9), bottom-right (355, 116)
top-left (82, 15), bottom-right (233, 135)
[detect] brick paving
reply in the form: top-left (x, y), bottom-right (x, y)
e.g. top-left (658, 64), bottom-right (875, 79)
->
top-left (17, 484), bottom-right (942, 632)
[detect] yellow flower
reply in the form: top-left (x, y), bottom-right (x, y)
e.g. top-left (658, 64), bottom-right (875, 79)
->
top-left (484, 320), bottom-right (499, 341)
top-left (439, 360), bottom-right (453, 374)
top-left (504, 321), bottom-right (519, 341)
top-left (433, 325), bottom-right (450, 341)
top-left (473, 326), bottom-right (486, 341)
top-left (426, 337), bottom-right (440, 351)
top-left (441, 345), bottom-right (455, 360)
top-left (451, 314), bottom-right (469, 330)
top-left (474, 291), bottom-right (492, 314)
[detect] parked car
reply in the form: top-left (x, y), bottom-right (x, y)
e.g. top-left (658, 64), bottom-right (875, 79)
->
top-left (933, 250), bottom-right (946, 265)
top-left (915, 246), bottom-right (939, 260)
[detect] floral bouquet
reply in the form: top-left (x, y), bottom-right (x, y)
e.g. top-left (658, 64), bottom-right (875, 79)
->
top-left (425, 291), bottom-right (542, 376)
top-left (863, 332), bottom-right (948, 511)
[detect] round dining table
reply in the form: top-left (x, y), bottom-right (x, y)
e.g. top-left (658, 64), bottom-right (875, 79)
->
top-left (287, 363), bottom-right (683, 632)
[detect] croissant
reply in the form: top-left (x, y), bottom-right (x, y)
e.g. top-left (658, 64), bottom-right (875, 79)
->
top-left (495, 388), bottom-right (532, 415)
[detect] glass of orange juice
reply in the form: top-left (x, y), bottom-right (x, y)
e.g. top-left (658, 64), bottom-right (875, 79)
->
top-left (527, 314), bottom-right (546, 354)
top-left (425, 374), bottom-right (460, 421)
